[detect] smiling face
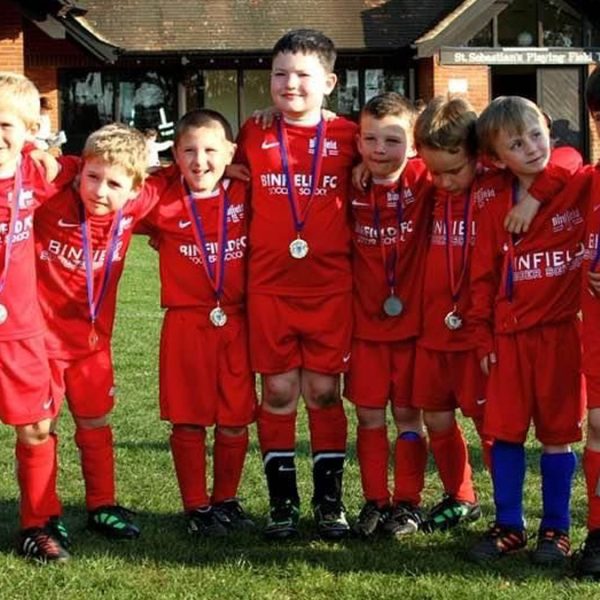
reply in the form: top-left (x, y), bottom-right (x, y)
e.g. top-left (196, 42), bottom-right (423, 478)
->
top-left (79, 157), bottom-right (138, 217)
top-left (0, 108), bottom-right (31, 176)
top-left (270, 51), bottom-right (337, 122)
top-left (357, 113), bottom-right (412, 182)
top-left (173, 123), bottom-right (235, 194)
top-left (490, 111), bottom-right (551, 181)
top-left (419, 144), bottom-right (477, 195)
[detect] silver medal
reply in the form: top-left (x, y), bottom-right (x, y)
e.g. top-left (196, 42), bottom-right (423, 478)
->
top-left (289, 237), bottom-right (309, 259)
top-left (0, 303), bottom-right (7, 325)
top-left (444, 310), bottom-right (463, 331)
top-left (383, 295), bottom-right (404, 317)
top-left (209, 305), bottom-right (228, 327)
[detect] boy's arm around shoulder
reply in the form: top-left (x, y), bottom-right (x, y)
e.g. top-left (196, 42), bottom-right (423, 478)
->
top-left (528, 146), bottom-right (583, 203)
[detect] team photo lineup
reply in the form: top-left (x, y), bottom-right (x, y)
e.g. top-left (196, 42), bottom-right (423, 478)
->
top-left (2, 25), bottom-right (600, 579)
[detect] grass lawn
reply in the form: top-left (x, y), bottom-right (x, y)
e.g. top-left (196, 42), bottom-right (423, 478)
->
top-left (0, 236), bottom-right (598, 599)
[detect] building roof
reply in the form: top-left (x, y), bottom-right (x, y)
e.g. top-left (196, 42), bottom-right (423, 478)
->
top-left (74, 0), bottom-right (464, 54)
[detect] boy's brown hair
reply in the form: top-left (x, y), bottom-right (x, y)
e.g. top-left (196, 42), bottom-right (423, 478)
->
top-left (414, 96), bottom-right (478, 158)
top-left (174, 109), bottom-right (234, 146)
top-left (82, 123), bottom-right (147, 189)
top-left (360, 92), bottom-right (417, 126)
top-left (272, 29), bottom-right (336, 73)
top-left (0, 72), bottom-right (40, 130)
top-left (476, 95), bottom-right (546, 158)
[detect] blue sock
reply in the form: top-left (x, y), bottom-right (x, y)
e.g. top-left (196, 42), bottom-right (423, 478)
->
top-left (491, 441), bottom-right (526, 529)
top-left (540, 451), bottom-right (577, 532)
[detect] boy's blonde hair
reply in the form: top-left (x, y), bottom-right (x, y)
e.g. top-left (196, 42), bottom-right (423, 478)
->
top-left (82, 123), bottom-right (147, 189)
top-left (414, 96), bottom-right (478, 158)
top-left (0, 72), bottom-right (40, 130)
top-left (476, 96), bottom-right (546, 158)
top-left (360, 92), bottom-right (417, 127)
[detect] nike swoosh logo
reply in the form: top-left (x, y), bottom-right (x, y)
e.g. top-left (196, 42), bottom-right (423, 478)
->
top-left (342, 353), bottom-right (351, 363)
top-left (351, 200), bottom-right (370, 207)
top-left (58, 219), bottom-right (79, 228)
top-left (261, 141), bottom-right (279, 150)
top-left (476, 398), bottom-right (486, 405)
top-left (179, 220), bottom-right (191, 229)
top-left (277, 465), bottom-right (296, 472)
top-left (594, 204), bottom-right (600, 213)
top-left (42, 398), bottom-right (53, 410)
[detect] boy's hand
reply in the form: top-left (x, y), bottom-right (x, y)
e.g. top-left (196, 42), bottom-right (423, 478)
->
top-left (29, 148), bottom-right (60, 182)
top-left (253, 106), bottom-right (280, 129)
top-left (352, 162), bottom-right (371, 190)
top-left (226, 163), bottom-right (250, 182)
top-left (504, 192), bottom-right (541, 234)
top-left (589, 271), bottom-right (600, 296)
top-left (480, 352), bottom-right (497, 376)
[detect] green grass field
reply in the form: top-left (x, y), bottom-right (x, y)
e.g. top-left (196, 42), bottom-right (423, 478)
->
top-left (0, 237), bottom-right (598, 599)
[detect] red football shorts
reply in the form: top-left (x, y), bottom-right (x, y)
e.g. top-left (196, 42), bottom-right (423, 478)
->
top-left (159, 308), bottom-right (256, 427)
top-left (247, 292), bottom-right (352, 375)
top-left (0, 334), bottom-right (57, 425)
top-left (484, 321), bottom-right (584, 445)
top-left (50, 349), bottom-right (115, 419)
top-left (412, 346), bottom-right (486, 418)
top-left (344, 338), bottom-right (415, 409)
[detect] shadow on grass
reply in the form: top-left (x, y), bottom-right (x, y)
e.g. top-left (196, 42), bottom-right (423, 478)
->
top-left (0, 499), bottom-right (581, 582)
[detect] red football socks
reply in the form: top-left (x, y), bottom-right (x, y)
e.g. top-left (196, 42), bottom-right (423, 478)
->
top-left (16, 434), bottom-right (62, 529)
top-left (75, 425), bottom-right (115, 510)
top-left (392, 432), bottom-right (427, 506)
top-left (306, 404), bottom-right (348, 453)
top-left (256, 407), bottom-right (297, 455)
top-left (212, 429), bottom-right (249, 503)
top-left (169, 426), bottom-right (208, 511)
top-left (357, 426), bottom-right (390, 506)
top-left (429, 423), bottom-right (476, 503)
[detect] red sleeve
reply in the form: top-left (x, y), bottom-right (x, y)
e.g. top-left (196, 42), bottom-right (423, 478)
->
top-left (54, 155), bottom-right (81, 187)
top-left (528, 146), bottom-right (583, 203)
top-left (469, 201), bottom-right (502, 360)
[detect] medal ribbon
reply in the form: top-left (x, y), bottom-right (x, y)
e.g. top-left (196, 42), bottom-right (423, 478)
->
top-left (502, 179), bottom-right (519, 303)
top-left (277, 119), bottom-right (327, 236)
top-left (0, 162), bottom-right (23, 295)
top-left (444, 187), bottom-right (474, 304)
top-left (591, 229), bottom-right (600, 273)
top-left (184, 181), bottom-right (229, 304)
top-left (79, 203), bottom-right (123, 327)
top-left (371, 183), bottom-right (404, 293)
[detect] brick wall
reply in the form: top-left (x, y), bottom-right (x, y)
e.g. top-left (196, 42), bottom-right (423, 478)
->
top-left (0, 1), bottom-right (24, 73)
top-left (25, 66), bottom-right (60, 130)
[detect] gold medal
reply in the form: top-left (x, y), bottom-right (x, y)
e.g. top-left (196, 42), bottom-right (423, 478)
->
top-left (88, 325), bottom-right (99, 349)
top-left (289, 237), bottom-right (309, 259)
top-left (209, 305), bottom-right (228, 327)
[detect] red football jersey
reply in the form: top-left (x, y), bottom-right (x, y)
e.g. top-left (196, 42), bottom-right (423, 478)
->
top-left (141, 177), bottom-right (248, 310)
top-left (580, 165), bottom-right (600, 382)
top-left (236, 117), bottom-right (356, 296)
top-left (351, 158), bottom-right (433, 341)
top-left (35, 172), bottom-right (169, 359)
top-left (0, 154), bottom-right (77, 341)
top-left (470, 168), bottom-right (590, 359)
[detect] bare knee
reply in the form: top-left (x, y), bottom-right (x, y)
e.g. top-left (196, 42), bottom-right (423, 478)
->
top-left (16, 419), bottom-right (53, 445)
top-left (356, 406), bottom-right (386, 429)
top-left (423, 410), bottom-right (455, 433)
top-left (262, 372), bottom-right (300, 413)
top-left (302, 371), bottom-right (340, 409)
top-left (217, 425), bottom-right (247, 437)
top-left (75, 415), bottom-right (110, 430)
top-left (392, 406), bottom-right (423, 436)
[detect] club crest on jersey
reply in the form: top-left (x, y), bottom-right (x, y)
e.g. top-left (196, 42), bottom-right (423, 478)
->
top-left (551, 208), bottom-right (583, 233)
top-left (473, 187), bottom-right (495, 208)
top-left (227, 203), bottom-right (245, 223)
top-left (14, 189), bottom-right (34, 209)
top-left (309, 137), bottom-right (338, 157)
top-left (118, 216), bottom-right (134, 235)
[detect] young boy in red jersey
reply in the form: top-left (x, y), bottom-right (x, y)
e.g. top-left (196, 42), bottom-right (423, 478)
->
top-left (0, 72), bottom-right (79, 563)
top-left (410, 97), bottom-right (496, 533)
top-left (34, 123), bottom-right (173, 549)
top-left (346, 92), bottom-right (435, 538)
top-left (235, 29), bottom-right (356, 540)
top-left (468, 96), bottom-right (587, 566)
top-left (574, 67), bottom-right (600, 578)
top-left (140, 109), bottom-right (256, 536)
